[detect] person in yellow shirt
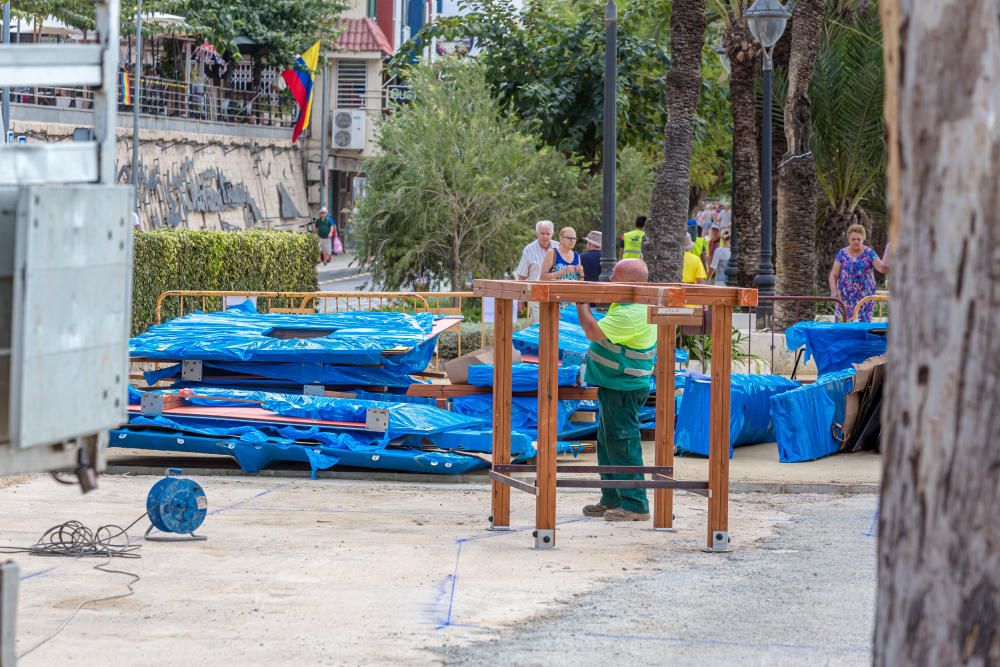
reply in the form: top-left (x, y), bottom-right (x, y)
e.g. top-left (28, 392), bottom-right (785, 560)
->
top-left (682, 233), bottom-right (707, 284)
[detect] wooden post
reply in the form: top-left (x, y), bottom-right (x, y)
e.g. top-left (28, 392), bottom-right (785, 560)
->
top-left (653, 323), bottom-right (676, 530)
top-left (490, 298), bottom-right (513, 530)
top-left (535, 301), bottom-right (559, 549)
top-left (707, 305), bottom-right (733, 551)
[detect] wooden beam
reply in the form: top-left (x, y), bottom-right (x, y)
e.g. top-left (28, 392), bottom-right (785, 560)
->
top-left (648, 306), bottom-right (703, 326)
top-left (707, 305), bottom-right (733, 550)
top-left (405, 383), bottom-right (598, 400)
top-left (653, 323), bottom-right (677, 530)
top-left (490, 298), bottom-right (513, 529)
top-left (535, 301), bottom-right (560, 548)
top-left (472, 279), bottom-right (756, 308)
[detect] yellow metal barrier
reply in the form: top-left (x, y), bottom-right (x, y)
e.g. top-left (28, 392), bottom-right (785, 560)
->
top-left (852, 293), bottom-right (889, 321)
top-left (154, 290), bottom-right (431, 324)
top-left (152, 289), bottom-right (486, 369)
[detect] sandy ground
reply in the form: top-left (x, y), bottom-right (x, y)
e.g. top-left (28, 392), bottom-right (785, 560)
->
top-left (1, 474), bottom-right (877, 666)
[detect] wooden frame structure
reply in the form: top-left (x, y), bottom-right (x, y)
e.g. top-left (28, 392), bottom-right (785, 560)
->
top-left (472, 279), bottom-right (757, 551)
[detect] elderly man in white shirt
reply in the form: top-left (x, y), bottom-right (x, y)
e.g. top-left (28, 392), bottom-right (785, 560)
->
top-left (515, 220), bottom-right (555, 324)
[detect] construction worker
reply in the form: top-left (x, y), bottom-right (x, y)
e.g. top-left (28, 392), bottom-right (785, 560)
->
top-left (574, 258), bottom-right (656, 521)
top-left (621, 216), bottom-right (646, 260)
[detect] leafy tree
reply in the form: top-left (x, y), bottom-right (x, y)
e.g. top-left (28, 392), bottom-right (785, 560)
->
top-left (810, 4), bottom-right (885, 287)
top-left (392, 0), bottom-right (670, 166)
top-left (356, 62), bottom-right (590, 291)
top-left (171, 0), bottom-right (345, 64)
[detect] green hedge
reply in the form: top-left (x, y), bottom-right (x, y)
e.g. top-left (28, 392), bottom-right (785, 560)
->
top-left (132, 230), bottom-right (318, 334)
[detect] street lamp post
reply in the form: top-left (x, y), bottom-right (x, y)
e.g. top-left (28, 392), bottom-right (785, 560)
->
top-left (132, 0), bottom-right (143, 213)
top-left (744, 0), bottom-right (791, 320)
top-left (599, 0), bottom-right (617, 281)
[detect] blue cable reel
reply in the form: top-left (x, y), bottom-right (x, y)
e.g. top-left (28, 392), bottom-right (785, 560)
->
top-left (145, 468), bottom-right (208, 542)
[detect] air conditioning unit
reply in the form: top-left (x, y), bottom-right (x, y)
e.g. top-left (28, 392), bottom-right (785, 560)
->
top-left (332, 109), bottom-right (366, 150)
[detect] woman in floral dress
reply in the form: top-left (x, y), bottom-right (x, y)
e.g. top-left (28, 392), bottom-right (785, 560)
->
top-left (828, 223), bottom-right (890, 321)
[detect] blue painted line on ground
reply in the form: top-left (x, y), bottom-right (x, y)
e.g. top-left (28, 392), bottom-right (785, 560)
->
top-left (19, 566), bottom-right (57, 582)
top-left (209, 482), bottom-right (291, 516)
top-left (435, 517), bottom-right (592, 630)
top-left (579, 631), bottom-right (870, 656)
top-left (864, 498), bottom-right (880, 537)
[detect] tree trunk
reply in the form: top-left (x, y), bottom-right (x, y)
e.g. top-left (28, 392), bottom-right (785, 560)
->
top-left (646, 0), bottom-right (705, 283)
top-left (774, 0), bottom-right (823, 330)
top-left (815, 203), bottom-right (868, 289)
top-left (875, 1), bottom-right (1000, 665)
top-left (725, 22), bottom-right (761, 288)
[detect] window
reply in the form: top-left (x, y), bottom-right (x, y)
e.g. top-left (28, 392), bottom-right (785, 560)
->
top-left (336, 60), bottom-right (367, 109)
top-left (367, 0), bottom-right (378, 19)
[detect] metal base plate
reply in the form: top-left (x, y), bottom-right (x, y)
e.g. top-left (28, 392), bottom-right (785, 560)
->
top-left (534, 529), bottom-right (554, 550)
top-left (704, 530), bottom-right (732, 553)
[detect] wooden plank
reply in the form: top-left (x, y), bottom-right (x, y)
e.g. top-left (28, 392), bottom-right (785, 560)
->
top-left (405, 383), bottom-right (598, 400)
top-left (497, 464), bottom-right (674, 474)
top-left (126, 405), bottom-right (369, 430)
top-left (653, 323), bottom-right (677, 530)
top-left (472, 279), bottom-right (755, 308)
top-left (569, 411), bottom-right (597, 423)
top-left (707, 305), bottom-right (733, 549)
top-left (535, 301), bottom-right (560, 546)
top-left (648, 306), bottom-right (703, 326)
top-left (490, 298), bottom-right (513, 529)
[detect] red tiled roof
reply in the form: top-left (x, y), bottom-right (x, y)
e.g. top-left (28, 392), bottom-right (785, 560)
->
top-left (334, 18), bottom-right (392, 55)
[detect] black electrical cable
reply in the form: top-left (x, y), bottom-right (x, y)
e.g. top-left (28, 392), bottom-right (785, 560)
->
top-left (0, 513), bottom-right (149, 659)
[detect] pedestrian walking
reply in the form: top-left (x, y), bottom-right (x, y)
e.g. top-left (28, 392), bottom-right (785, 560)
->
top-left (540, 227), bottom-right (584, 281)
top-left (314, 206), bottom-right (336, 265)
top-left (516, 220), bottom-right (555, 324)
top-left (682, 233), bottom-right (707, 284)
top-left (828, 224), bottom-right (889, 321)
top-left (574, 258), bottom-right (656, 521)
top-left (708, 229), bottom-right (731, 285)
top-left (621, 216), bottom-right (646, 260)
top-left (707, 222), bottom-right (722, 266)
top-left (581, 230), bottom-right (603, 282)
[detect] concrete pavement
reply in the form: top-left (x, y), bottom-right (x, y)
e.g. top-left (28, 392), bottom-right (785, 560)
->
top-left (2, 474), bottom-right (877, 666)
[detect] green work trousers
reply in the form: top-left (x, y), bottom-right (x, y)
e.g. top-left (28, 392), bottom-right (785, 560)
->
top-left (596, 386), bottom-right (650, 514)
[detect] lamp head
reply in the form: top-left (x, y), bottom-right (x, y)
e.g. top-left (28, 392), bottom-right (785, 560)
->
top-left (744, 0), bottom-right (792, 49)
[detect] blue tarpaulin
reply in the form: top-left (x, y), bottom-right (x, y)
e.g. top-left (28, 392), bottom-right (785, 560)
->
top-left (145, 360), bottom-right (423, 389)
top-left (675, 374), bottom-right (800, 458)
top-left (514, 305), bottom-right (689, 365)
top-left (770, 369), bottom-right (855, 463)
top-left (117, 387), bottom-right (504, 476)
top-left (131, 302), bottom-right (439, 370)
top-left (784, 321), bottom-right (887, 375)
top-left (467, 363), bottom-right (581, 392)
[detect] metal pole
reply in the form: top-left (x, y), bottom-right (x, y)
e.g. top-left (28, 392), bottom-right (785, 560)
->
top-left (2, 2), bottom-right (10, 144)
top-left (132, 0), bottom-right (142, 212)
top-left (318, 60), bottom-right (329, 211)
top-left (0, 561), bottom-right (18, 667)
top-left (599, 0), bottom-right (617, 281)
top-left (753, 51), bottom-right (776, 316)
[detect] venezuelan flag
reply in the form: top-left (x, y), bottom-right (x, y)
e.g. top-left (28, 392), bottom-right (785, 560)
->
top-left (119, 71), bottom-right (131, 105)
top-left (281, 40), bottom-right (321, 143)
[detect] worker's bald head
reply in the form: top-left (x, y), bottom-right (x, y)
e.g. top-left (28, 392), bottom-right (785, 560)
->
top-left (612, 258), bottom-right (649, 283)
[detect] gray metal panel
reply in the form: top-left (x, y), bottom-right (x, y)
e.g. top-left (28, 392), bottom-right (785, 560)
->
top-left (93, 0), bottom-right (120, 184)
top-left (0, 189), bottom-right (13, 443)
top-left (0, 144), bottom-right (99, 185)
top-left (9, 185), bottom-right (132, 449)
top-left (0, 45), bottom-right (102, 86)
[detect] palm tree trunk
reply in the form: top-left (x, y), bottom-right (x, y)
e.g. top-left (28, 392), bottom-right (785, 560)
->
top-left (646, 0), bottom-right (705, 283)
top-left (774, 0), bottom-right (823, 329)
top-left (876, 0), bottom-right (1000, 664)
top-left (724, 22), bottom-right (761, 288)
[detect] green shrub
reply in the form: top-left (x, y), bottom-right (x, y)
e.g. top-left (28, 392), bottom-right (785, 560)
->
top-left (132, 230), bottom-right (318, 335)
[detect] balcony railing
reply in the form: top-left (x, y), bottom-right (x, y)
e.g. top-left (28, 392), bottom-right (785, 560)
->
top-left (8, 76), bottom-right (297, 128)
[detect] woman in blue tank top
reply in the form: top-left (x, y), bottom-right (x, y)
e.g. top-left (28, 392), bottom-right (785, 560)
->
top-left (540, 226), bottom-right (583, 281)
